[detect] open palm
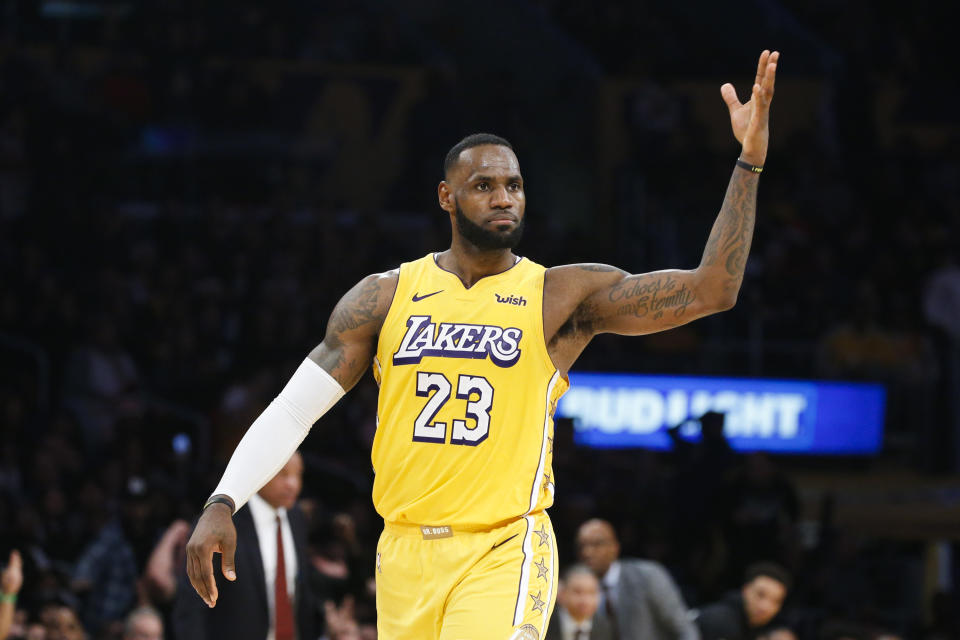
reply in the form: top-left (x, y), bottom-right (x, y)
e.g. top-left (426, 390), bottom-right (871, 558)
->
top-left (721, 50), bottom-right (779, 165)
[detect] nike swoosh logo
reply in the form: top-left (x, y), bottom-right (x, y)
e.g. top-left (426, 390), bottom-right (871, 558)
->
top-left (412, 290), bottom-right (444, 302)
top-left (491, 533), bottom-right (519, 550)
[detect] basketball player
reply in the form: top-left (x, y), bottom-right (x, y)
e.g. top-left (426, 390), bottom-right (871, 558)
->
top-left (187, 50), bottom-right (779, 640)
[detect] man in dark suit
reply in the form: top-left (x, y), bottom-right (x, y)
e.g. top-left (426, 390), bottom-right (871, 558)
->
top-left (173, 452), bottom-right (320, 640)
top-left (546, 564), bottom-right (613, 640)
top-left (577, 519), bottom-right (699, 640)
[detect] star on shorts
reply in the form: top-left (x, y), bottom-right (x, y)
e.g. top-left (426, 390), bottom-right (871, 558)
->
top-left (534, 557), bottom-right (549, 581)
top-left (534, 524), bottom-right (550, 548)
top-left (530, 590), bottom-right (546, 614)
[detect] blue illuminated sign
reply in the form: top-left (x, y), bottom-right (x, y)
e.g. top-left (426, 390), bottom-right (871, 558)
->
top-left (557, 373), bottom-right (886, 454)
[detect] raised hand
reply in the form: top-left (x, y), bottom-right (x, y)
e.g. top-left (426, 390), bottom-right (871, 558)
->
top-left (720, 50), bottom-right (779, 166)
top-left (185, 503), bottom-right (237, 607)
top-left (1, 550), bottom-right (22, 595)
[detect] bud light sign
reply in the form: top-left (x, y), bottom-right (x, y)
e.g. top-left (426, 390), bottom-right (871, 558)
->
top-left (557, 373), bottom-right (885, 454)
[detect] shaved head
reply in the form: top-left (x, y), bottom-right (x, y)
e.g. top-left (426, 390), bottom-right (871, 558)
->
top-left (576, 519), bottom-right (620, 578)
top-left (443, 132), bottom-right (514, 179)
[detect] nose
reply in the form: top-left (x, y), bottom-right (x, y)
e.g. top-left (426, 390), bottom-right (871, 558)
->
top-left (490, 185), bottom-right (511, 209)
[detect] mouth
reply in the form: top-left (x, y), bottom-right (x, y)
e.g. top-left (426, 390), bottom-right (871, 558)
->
top-left (487, 215), bottom-right (517, 225)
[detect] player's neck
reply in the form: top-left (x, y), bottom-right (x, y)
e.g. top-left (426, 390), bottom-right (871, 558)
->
top-left (438, 244), bottom-right (517, 288)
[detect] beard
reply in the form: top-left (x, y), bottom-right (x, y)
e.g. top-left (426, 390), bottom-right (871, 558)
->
top-left (454, 203), bottom-right (525, 250)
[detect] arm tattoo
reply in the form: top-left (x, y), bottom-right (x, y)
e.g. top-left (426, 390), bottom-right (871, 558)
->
top-left (608, 273), bottom-right (697, 321)
top-left (700, 169), bottom-right (758, 282)
top-left (313, 274), bottom-right (391, 389)
top-left (325, 276), bottom-right (384, 347)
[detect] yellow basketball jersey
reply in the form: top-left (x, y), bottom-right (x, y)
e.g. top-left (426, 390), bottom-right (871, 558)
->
top-left (372, 253), bottom-right (567, 529)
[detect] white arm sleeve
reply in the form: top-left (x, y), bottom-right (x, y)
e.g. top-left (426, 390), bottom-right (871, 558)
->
top-left (211, 357), bottom-right (345, 512)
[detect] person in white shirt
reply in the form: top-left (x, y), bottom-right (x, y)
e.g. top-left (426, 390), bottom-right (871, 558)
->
top-left (173, 452), bottom-right (320, 640)
top-left (246, 454), bottom-right (301, 640)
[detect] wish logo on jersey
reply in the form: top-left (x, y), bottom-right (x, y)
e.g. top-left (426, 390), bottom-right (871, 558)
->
top-left (392, 315), bottom-right (523, 367)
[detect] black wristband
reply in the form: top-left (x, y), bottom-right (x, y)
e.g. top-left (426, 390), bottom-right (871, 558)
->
top-left (736, 158), bottom-right (763, 174)
top-left (202, 495), bottom-right (235, 514)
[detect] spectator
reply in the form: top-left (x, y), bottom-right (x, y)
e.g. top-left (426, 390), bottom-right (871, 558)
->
top-left (41, 604), bottom-right (86, 640)
top-left (70, 482), bottom-right (142, 635)
top-left (322, 596), bottom-right (361, 640)
top-left (24, 620), bottom-right (46, 640)
top-left (308, 512), bottom-right (370, 607)
top-left (173, 452), bottom-right (321, 640)
top-left (4, 610), bottom-right (31, 640)
top-left (1, 550), bottom-right (23, 640)
top-left (142, 520), bottom-right (191, 606)
top-left (694, 562), bottom-right (791, 640)
top-left (576, 519), bottom-right (698, 640)
top-left (545, 564), bottom-right (613, 640)
top-left (122, 607), bottom-right (163, 640)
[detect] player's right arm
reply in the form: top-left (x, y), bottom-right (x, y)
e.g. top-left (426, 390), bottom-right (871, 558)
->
top-left (185, 270), bottom-right (398, 608)
top-left (307, 270), bottom-right (399, 390)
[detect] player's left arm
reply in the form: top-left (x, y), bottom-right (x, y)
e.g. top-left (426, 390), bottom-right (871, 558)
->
top-left (566, 50), bottom-right (779, 337)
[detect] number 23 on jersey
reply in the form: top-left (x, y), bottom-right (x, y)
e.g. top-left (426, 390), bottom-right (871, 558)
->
top-left (412, 371), bottom-right (493, 446)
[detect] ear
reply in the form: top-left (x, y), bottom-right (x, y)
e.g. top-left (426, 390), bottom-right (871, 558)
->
top-left (438, 181), bottom-right (455, 214)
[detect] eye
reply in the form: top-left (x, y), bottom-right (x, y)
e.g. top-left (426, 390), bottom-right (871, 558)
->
top-left (476, 182), bottom-right (489, 191)
top-left (509, 183), bottom-right (521, 192)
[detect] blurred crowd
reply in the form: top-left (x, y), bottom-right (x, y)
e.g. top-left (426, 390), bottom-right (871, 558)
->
top-left (1, 1), bottom-right (959, 639)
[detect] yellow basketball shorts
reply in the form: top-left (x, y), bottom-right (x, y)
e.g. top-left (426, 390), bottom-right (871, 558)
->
top-left (375, 511), bottom-right (558, 640)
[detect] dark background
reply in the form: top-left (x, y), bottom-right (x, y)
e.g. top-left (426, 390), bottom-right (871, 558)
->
top-left (1, 1), bottom-right (959, 639)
